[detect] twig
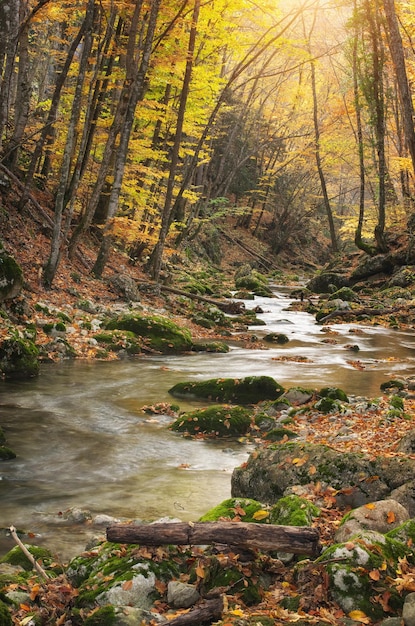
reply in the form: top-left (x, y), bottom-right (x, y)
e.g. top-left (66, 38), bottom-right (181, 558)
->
top-left (9, 525), bottom-right (49, 580)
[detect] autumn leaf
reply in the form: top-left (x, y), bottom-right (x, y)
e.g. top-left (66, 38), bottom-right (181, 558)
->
top-left (292, 456), bottom-right (308, 466)
top-left (253, 509), bottom-right (269, 520)
top-left (364, 503), bottom-right (376, 510)
top-left (348, 609), bottom-right (371, 623)
top-left (122, 579), bottom-right (133, 590)
top-left (369, 569), bottom-right (380, 581)
top-left (30, 583), bottom-right (40, 600)
top-left (387, 510), bottom-right (396, 523)
top-left (309, 464), bottom-right (317, 475)
top-left (195, 564), bottom-right (205, 579)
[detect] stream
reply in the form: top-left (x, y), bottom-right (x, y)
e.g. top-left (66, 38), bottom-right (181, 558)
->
top-left (1, 286), bottom-right (415, 561)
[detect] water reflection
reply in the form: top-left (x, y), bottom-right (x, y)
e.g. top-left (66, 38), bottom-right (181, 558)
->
top-left (1, 288), bottom-right (415, 560)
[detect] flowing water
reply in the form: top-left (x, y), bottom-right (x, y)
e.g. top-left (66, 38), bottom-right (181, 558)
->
top-left (1, 286), bottom-right (415, 561)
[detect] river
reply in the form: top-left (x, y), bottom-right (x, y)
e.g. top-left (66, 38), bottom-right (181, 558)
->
top-left (1, 287), bottom-right (415, 561)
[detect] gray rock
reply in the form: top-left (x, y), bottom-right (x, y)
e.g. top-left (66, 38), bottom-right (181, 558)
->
top-left (167, 581), bottom-right (200, 608)
top-left (109, 274), bottom-right (141, 302)
top-left (377, 618), bottom-right (405, 626)
top-left (390, 481), bottom-right (415, 517)
top-left (96, 564), bottom-right (156, 609)
top-left (351, 254), bottom-right (394, 280)
top-left (114, 607), bottom-right (167, 625)
top-left (282, 388), bottom-right (313, 405)
top-left (402, 592), bottom-right (415, 626)
top-left (334, 499), bottom-right (409, 543)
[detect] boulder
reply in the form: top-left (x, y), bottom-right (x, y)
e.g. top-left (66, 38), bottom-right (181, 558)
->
top-left (0, 336), bottom-right (39, 379)
top-left (107, 274), bottom-right (141, 302)
top-left (350, 254), bottom-right (394, 280)
top-left (334, 499), bottom-right (409, 543)
top-left (105, 313), bottom-right (193, 354)
top-left (231, 442), bottom-right (396, 507)
top-left (169, 375), bottom-right (284, 404)
top-left (0, 245), bottom-right (23, 302)
top-left (306, 272), bottom-right (349, 294)
top-left (170, 405), bottom-right (252, 437)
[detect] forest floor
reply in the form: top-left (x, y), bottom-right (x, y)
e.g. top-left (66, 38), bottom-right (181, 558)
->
top-left (3, 193), bottom-right (415, 625)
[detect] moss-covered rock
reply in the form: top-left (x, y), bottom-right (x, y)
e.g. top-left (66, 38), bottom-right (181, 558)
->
top-left (190, 341), bottom-right (229, 353)
top-left (170, 405), bottom-right (252, 437)
top-left (169, 376), bottom-right (284, 404)
top-left (105, 313), bottom-right (193, 354)
top-left (316, 536), bottom-right (409, 620)
top-left (93, 330), bottom-right (142, 354)
top-left (0, 544), bottom-right (56, 573)
top-left (0, 446), bottom-right (16, 461)
top-left (0, 336), bottom-right (39, 379)
top-left (328, 287), bottom-right (358, 302)
top-left (199, 498), bottom-right (268, 523)
top-left (234, 274), bottom-right (273, 297)
top-left (263, 427), bottom-right (298, 442)
top-left (318, 387), bottom-right (349, 402)
top-left (231, 442), bottom-right (389, 506)
top-left (314, 397), bottom-right (343, 413)
top-left (83, 605), bottom-right (116, 626)
top-left (269, 495), bottom-right (320, 527)
top-left (0, 600), bottom-right (12, 626)
top-left (0, 245), bottom-right (23, 302)
top-left (263, 333), bottom-right (289, 344)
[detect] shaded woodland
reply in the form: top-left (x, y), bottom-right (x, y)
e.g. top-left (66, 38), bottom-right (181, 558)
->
top-left (1, 0), bottom-right (415, 282)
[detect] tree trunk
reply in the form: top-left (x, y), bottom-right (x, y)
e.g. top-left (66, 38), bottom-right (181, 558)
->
top-left (106, 521), bottom-right (321, 556)
top-left (43, 0), bottom-right (95, 288)
top-left (383, 0), bottom-right (415, 178)
top-left (149, 0), bottom-right (201, 282)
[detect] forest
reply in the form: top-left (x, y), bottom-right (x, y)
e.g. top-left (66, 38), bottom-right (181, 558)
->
top-left (1, 0), bottom-right (415, 282)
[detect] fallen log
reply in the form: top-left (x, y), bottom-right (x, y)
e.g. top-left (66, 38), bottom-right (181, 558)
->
top-left (106, 521), bottom-right (321, 557)
top-left (139, 282), bottom-right (247, 314)
top-left (164, 596), bottom-right (224, 626)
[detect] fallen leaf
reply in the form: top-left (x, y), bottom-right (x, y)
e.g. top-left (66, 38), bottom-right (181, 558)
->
top-left (364, 503), bottom-right (376, 510)
top-left (348, 609), bottom-right (371, 623)
top-left (387, 510), bottom-right (396, 524)
top-left (122, 580), bottom-right (133, 591)
top-left (253, 509), bottom-right (269, 520)
top-left (369, 569), bottom-right (380, 581)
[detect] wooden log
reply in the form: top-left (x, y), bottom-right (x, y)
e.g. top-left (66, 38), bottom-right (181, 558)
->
top-left (317, 306), bottom-right (401, 324)
top-left (106, 521), bottom-right (321, 557)
top-left (165, 596), bottom-right (224, 626)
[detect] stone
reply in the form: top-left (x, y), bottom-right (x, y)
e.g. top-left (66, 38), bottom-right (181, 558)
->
top-left (334, 499), bottom-right (409, 543)
top-left (402, 592), bottom-right (415, 626)
top-left (0, 245), bottom-right (23, 302)
top-left (167, 581), bottom-right (200, 608)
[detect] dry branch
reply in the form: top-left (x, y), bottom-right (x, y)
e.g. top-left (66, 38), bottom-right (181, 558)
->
top-left (165, 596), bottom-right (224, 626)
top-left (106, 521), bottom-right (321, 556)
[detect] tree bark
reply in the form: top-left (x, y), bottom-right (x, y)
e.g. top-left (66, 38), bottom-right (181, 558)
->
top-left (106, 522), bottom-right (321, 556)
top-left (165, 596), bottom-right (224, 626)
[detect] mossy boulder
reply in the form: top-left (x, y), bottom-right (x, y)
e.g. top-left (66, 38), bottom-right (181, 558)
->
top-left (105, 313), bottom-right (193, 354)
top-left (318, 387), bottom-right (349, 402)
top-left (315, 536), bottom-right (409, 620)
top-left (0, 336), bottom-right (39, 379)
top-left (0, 446), bottom-right (16, 461)
top-left (93, 330), bottom-right (142, 354)
top-left (199, 498), bottom-right (268, 523)
top-left (231, 442), bottom-right (388, 506)
top-left (0, 246), bottom-right (23, 302)
top-left (328, 287), bottom-right (358, 302)
top-left (269, 495), bottom-right (320, 527)
top-left (196, 555), bottom-right (262, 606)
top-left (306, 271), bottom-right (349, 294)
top-left (263, 427), bottom-right (298, 442)
top-left (170, 405), bottom-right (252, 437)
top-left (1, 544), bottom-right (55, 573)
top-left (190, 341), bottom-right (229, 353)
top-left (234, 273), bottom-right (273, 297)
top-left (0, 601), bottom-right (12, 626)
top-left (263, 333), bottom-right (289, 344)
top-left (67, 542), bottom-right (185, 608)
top-left (169, 376), bottom-right (284, 404)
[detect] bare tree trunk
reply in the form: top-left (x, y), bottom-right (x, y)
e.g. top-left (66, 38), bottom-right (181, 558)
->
top-left (0, 0), bottom-right (20, 154)
top-left (43, 0), bottom-right (95, 288)
top-left (149, 0), bottom-right (201, 281)
top-left (92, 0), bottom-right (162, 278)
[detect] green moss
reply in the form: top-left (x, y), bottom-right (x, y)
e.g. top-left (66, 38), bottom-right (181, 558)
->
top-left (0, 446), bottom-right (16, 461)
top-left (169, 376), bottom-right (284, 404)
top-left (198, 556), bottom-right (262, 605)
top-left (234, 275), bottom-right (273, 297)
top-left (170, 405), bottom-right (252, 437)
top-left (328, 287), bottom-right (358, 302)
top-left (0, 336), bottom-right (39, 379)
top-left (199, 498), bottom-right (267, 522)
top-left (380, 379), bottom-right (405, 391)
top-left (389, 395), bottom-right (404, 410)
top-left (94, 330), bottom-right (142, 354)
top-left (318, 387), bottom-right (349, 402)
top-left (191, 341), bottom-right (229, 353)
top-left (263, 333), bottom-right (289, 344)
top-left (264, 427), bottom-right (298, 442)
top-left (105, 313), bottom-right (193, 353)
top-left (269, 495), bottom-right (320, 526)
top-left (0, 601), bottom-right (12, 626)
top-left (1, 545), bottom-right (54, 572)
top-left (83, 606), bottom-right (116, 626)
top-left (314, 397), bottom-right (342, 413)
top-left (0, 250), bottom-right (23, 300)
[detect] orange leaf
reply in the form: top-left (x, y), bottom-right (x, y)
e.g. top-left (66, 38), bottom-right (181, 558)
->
top-left (364, 503), bottom-right (376, 509)
top-left (30, 583), bottom-right (40, 600)
top-left (369, 569), bottom-right (381, 581)
top-left (348, 610), bottom-right (371, 623)
top-left (309, 464), bottom-right (317, 475)
top-left (195, 564), bottom-right (205, 579)
top-left (122, 579), bottom-right (133, 590)
top-left (387, 510), bottom-right (396, 524)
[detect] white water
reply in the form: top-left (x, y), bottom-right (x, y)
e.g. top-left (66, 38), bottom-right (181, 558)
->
top-left (1, 287), bottom-right (415, 561)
